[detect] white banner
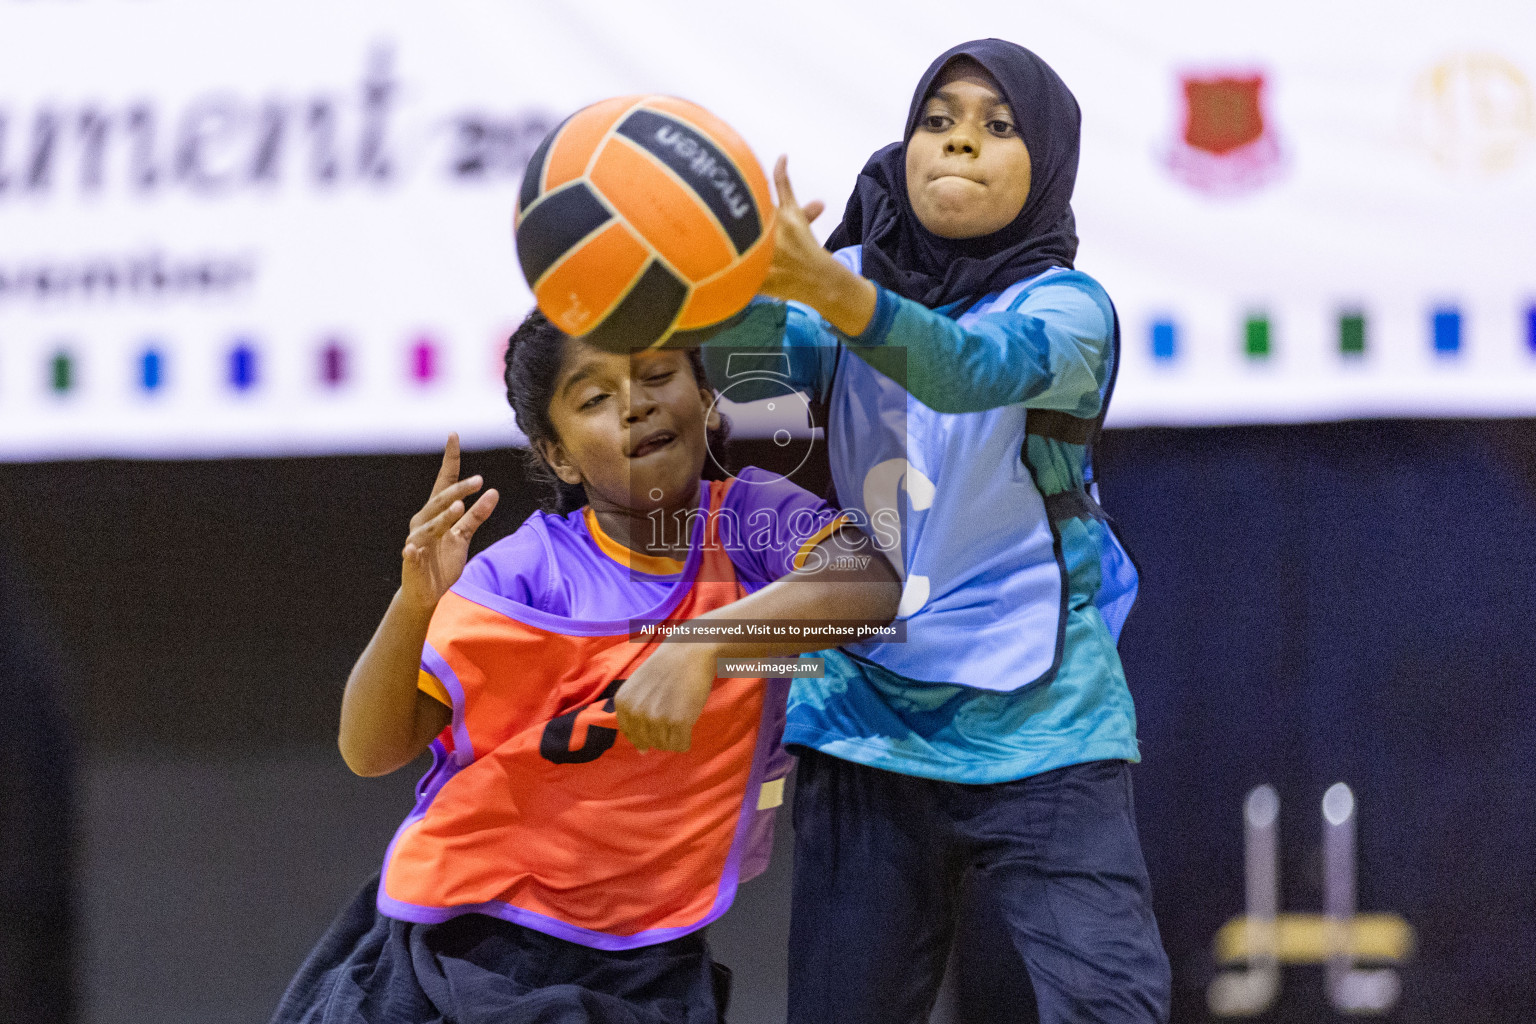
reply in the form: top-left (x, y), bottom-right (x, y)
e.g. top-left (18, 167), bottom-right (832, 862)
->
top-left (1, 0), bottom-right (1533, 459)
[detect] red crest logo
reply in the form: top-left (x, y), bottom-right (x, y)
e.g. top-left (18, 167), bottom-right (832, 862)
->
top-left (1165, 71), bottom-right (1284, 196)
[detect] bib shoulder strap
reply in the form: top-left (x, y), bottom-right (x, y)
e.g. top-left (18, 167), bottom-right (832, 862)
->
top-left (1025, 408), bottom-right (1098, 445)
top-left (1023, 302), bottom-right (1122, 457)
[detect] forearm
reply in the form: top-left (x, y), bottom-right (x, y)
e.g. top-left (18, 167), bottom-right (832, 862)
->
top-left (804, 259), bottom-right (878, 337)
top-left (840, 284), bottom-right (1110, 415)
top-left (338, 590), bottom-right (441, 777)
top-left (613, 523), bottom-right (898, 752)
top-left (782, 260), bottom-right (1058, 414)
top-left (837, 290), bottom-right (1034, 412)
top-left (676, 533), bottom-right (900, 659)
top-left (694, 579), bottom-right (898, 660)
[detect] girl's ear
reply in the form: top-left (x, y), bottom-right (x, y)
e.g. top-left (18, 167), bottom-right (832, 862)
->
top-left (700, 387), bottom-right (722, 432)
top-left (537, 438), bottom-right (584, 486)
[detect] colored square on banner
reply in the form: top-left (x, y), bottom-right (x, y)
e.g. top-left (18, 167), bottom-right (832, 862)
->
top-left (50, 350), bottom-right (74, 394)
top-left (229, 343), bottom-right (258, 391)
top-left (1245, 315), bottom-right (1271, 359)
top-left (1526, 305), bottom-right (1536, 355)
top-left (1432, 308), bottom-right (1462, 355)
top-left (140, 348), bottom-right (164, 392)
top-left (1152, 320), bottom-right (1178, 361)
top-left (412, 338), bottom-right (439, 384)
top-left (320, 341), bottom-right (348, 388)
top-left (1339, 313), bottom-right (1367, 357)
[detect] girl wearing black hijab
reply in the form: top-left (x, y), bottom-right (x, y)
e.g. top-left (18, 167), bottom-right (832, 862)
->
top-left (631, 39), bottom-right (1172, 1023)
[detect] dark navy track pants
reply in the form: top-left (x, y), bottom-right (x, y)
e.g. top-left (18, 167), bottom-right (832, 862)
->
top-left (787, 750), bottom-right (1171, 1024)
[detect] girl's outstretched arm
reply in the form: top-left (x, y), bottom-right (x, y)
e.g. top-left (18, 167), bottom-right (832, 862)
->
top-left (614, 524), bottom-right (900, 753)
top-left (338, 435), bottom-right (499, 777)
top-left (835, 282), bottom-right (1111, 416)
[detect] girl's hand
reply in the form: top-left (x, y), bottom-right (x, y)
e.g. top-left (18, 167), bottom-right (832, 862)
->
top-left (614, 642), bottom-right (718, 753)
top-left (759, 155), bottom-right (827, 305)
top-left (760, 156), bottom-right (877, 337)
top-left (400, 434), bottom-right (499, 613)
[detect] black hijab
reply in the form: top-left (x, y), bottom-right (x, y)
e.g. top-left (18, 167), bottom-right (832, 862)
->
top-left (825, 38), bottom-right (1081, 308)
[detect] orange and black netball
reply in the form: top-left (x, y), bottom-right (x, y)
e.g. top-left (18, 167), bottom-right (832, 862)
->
top-left (515, 96), bottom-right (775, 352)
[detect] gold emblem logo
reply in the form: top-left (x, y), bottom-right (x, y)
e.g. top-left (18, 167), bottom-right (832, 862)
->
top-left (1409, 53), bottom-right (1536, 175)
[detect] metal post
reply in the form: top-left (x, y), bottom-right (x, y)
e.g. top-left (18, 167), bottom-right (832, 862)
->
top-left (1208, 784), bottom-right (1282, 1016)
top-left (1322, 783), bottom-right (1400, 1014)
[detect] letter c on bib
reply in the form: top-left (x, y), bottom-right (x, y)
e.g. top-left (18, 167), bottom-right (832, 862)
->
top-left (540, 679), bottom-right (624, 765)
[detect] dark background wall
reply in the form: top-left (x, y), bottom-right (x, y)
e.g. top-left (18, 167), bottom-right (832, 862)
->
top-left (1, 421), bottom-right (1534, 1022)
top-left (1098, 420), bottom-right (1536, 1023)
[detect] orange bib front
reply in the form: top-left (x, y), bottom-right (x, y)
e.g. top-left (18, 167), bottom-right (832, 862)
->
top-left (379, 481), bottom-right (788, 949)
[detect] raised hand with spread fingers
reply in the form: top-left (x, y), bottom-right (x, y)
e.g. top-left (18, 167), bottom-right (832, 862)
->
top-left (758, 155), bottom-right (877, 338)
top-left (400, 433), bottom-right (501, 613)
top-left (339, 435), bottom-right (499, 777)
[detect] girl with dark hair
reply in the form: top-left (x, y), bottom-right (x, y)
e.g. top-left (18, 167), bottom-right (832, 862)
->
top-left (626, 38), bottom-right (1171, 1024)
top-left (269, 313), bottom-right (899, 1023)
top-left (504, 313), bottom-right (732, 515)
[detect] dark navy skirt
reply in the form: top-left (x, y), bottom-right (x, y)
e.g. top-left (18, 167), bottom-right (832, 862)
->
top-left (270, 875), bottom-right (728, 1024)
